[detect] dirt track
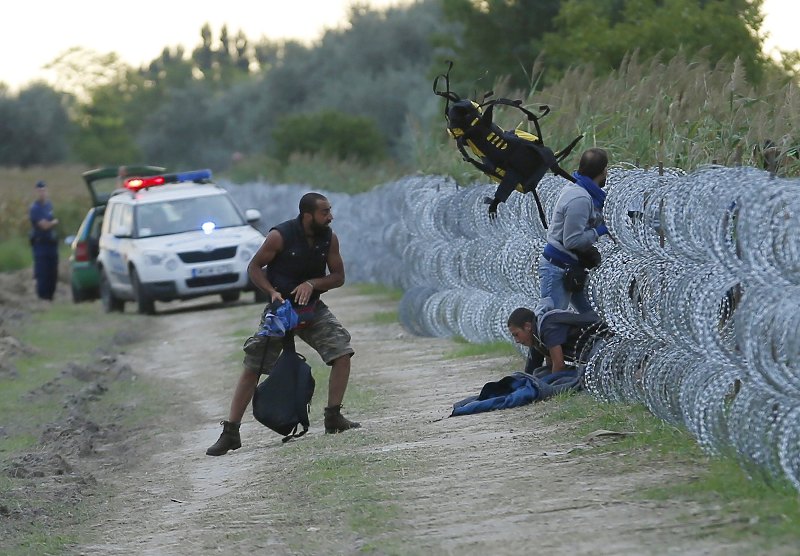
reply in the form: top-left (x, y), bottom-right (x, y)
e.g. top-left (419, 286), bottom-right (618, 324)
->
top-left (58, 286), bottom-right (772, 556)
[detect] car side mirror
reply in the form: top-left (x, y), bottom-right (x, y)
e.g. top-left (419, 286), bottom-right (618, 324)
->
top-left (245, 209), bottom-right (261, 223)
top-left (112, 225), bottom-right (132, 238)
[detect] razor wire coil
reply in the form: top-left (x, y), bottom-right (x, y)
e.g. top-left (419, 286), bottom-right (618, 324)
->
top-left (224, 164), bottom-right (800, 491)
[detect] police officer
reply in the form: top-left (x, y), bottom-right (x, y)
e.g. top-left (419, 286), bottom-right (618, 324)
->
top-left (29, 180), bottom-right (59, 300)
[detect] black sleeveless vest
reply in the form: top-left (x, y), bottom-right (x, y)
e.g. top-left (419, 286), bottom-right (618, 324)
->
top-left (267, 216), bottom-right (332, 300)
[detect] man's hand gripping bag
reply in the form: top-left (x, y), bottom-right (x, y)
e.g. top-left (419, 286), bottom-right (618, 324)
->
top-left (252, 333), bottom-right (315, 442)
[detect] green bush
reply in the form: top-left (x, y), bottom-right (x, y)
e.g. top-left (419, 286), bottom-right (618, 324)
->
top-left (272, 110), bottom-right (387, 165)
top-left (0, 238), bottom-right (33, 272)
top-left (224, 151), bottom-right (410, 194)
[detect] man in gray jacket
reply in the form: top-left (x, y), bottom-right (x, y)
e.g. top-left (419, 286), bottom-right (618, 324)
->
top-left (538, 148), bottom-right (609, 313)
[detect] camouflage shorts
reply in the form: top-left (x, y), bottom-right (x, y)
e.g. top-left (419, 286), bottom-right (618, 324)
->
top-left (242, 302), bottom-right (354, 375)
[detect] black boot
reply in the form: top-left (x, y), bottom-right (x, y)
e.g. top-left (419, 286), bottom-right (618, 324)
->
top-left (324, 405), bottom-right (361, 434)
top-left (206, 420), bottom-right (241, 456)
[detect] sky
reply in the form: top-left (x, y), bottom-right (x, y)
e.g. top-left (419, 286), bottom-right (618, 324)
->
top-left (2, 0), bottom-right (798, 92)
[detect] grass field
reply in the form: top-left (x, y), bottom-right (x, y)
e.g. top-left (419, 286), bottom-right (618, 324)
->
top-left (0, 301), bottom-right (173, 554)
top-left (542, 393), bottom-right (800, 548)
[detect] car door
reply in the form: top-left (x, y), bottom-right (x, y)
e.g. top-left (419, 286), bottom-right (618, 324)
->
top-left (101, 203), bottom-right (135, 292)
top-left (83, 165), bottom-right (166, 208)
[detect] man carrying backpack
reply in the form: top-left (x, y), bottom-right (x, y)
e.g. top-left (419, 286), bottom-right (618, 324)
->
top-left (539, 148), bottom-right (610, 313)
top-left (206, 192), bottom-right (360, 456)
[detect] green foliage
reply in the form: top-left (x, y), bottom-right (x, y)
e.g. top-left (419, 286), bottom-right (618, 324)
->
top-left (223, 152), bottom-right (285, 184)
top-left (370, 310), bottom-right (399, 324)
top-left (542, 0), bottom-right (769, 85)
top-left (408, 121), bottom-right (485, 186)
top-left (445, 338), bottom-right (519, 359)
top-left (421, 50), bottom-right (800, 177)
top-left (0, 84), bottom-right (73, 167)
top-left (0, 238), bottom-right (32, 271)
top-left (72, 84), bottom-right (142, 166)
top-left (304, 454), bottom-right (402, 534)
top-left (353, 283), bottom-right (405, 302)
top-left (0, 165), bottom-right (93, 256)
top-left (228, 151), bottom-right (409, 194)
top-left (542, 394), bottom-right (800, 547)
top-left (644, 458), bottom-right (800, 545)
top-left (3, 0), bottom-right (797, 177)
top-left (0, 302), bottom-right (172, 553)
top-left (272, 110), bottom-right (387, 164)
top-left (536, 51), bottom-right (800, 172)
top-left (190, 23), bottom-right (253, 88)
top-left (439, 0), bottom-right (561, 91)
top-left (229, 2), bottom-right (443, 165)
top-left (138, 82), bottom-right (232, 169)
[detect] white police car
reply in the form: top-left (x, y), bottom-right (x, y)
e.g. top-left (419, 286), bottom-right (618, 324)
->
top-left (97, 169), bottom-right (267, 314)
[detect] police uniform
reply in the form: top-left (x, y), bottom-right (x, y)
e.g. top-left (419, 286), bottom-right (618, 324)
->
top-left (29, 186), bottom-right (59, 300)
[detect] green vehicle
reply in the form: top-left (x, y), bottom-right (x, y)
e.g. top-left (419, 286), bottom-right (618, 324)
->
top-left (68, 166), bottom-right (166, 303)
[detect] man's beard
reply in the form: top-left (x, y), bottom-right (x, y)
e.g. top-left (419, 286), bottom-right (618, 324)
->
top-left (310, 219), bottom-right (329, 235)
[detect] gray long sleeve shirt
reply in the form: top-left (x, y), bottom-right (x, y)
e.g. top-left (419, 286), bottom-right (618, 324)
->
top-left (545, 183), bottom-right (604, 258)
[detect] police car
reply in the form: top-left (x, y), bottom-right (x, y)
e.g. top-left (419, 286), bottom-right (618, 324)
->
top-left (97, 169), bottom-right (267, 314)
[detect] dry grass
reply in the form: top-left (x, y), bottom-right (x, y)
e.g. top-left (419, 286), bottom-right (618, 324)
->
top-left (532, 51), bottom-right (800, 172)
top-left (0, 164), bottom-right (92, 241)
top-left (418, 51), bottom-right (800, 179)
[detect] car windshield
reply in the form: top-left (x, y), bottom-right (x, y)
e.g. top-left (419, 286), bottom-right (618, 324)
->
top-left (135, 195), bottom-right (245, 237)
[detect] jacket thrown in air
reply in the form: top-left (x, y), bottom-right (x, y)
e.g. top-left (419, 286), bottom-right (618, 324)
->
top-left (545, 183), bottom-right (604, 260)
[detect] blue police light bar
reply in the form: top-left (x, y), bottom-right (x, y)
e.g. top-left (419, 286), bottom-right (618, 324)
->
top-left (174, 169), bottom-right (213, 183)
top-left (124, 169), bottom-right (213, 190)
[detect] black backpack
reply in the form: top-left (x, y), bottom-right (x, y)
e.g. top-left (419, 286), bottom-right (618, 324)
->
top-left (252, 333), bottom-right (315, 443)
top-left (433, 61), bottom-right (583, 226)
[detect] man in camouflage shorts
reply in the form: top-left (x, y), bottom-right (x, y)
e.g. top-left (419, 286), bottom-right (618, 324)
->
top-left (242, 301), bottom-right (353, 374)
top-left (207, 193), bottom-right (360, 456)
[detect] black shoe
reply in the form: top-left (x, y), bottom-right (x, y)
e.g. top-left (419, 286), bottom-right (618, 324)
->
top-left (206, 420), bottom-right (241, 456)
top-left (324, 405), bottom-right (361, 434)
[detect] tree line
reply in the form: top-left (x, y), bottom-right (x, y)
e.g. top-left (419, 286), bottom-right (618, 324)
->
top-left (0, 0), bottom-right (795, 177)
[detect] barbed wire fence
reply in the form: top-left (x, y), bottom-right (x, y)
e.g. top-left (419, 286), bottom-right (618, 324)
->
top-left (224, 165), bottom-right (800, 491)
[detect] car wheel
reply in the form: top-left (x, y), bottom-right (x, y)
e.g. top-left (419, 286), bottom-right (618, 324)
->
top-left (131, 268), bottom-right (156, 315)
top-left (71, 282), bottom-right (84, 304)
top-left (100, 270), bottom-right (125, 313)
top-left (221, 291), bottom-right (241, 303)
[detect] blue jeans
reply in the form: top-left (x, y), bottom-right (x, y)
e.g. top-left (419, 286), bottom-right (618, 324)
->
top-left (538, 257), bottom-right (593, 313)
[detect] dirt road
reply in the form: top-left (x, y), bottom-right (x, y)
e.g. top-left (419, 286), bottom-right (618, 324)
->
top-left (72, 287), bottom-right (756, 555)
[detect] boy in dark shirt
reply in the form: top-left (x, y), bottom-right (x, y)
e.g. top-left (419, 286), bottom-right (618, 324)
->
top-left (507, 301), bottom-right (609, 374)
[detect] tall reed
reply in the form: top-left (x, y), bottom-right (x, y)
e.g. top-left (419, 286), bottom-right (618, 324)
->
top-left (419, 50), bottom-right (800, 179)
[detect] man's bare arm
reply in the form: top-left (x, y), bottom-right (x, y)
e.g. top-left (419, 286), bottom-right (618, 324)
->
top-left (548, 345), bottom-right (566, 373)
top-left (247, 230), bottom-right (283, 302)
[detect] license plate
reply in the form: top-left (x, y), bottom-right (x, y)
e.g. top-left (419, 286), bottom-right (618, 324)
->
top-left (191, 264), bottom-right (232, 277)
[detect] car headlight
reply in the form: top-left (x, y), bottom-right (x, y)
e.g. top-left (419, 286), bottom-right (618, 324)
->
top-left (143, 251), bottom-right (173, 267)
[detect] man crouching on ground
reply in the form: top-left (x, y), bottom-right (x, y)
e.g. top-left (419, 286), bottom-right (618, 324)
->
top-left (206, 192), bottom-right (359, 456)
